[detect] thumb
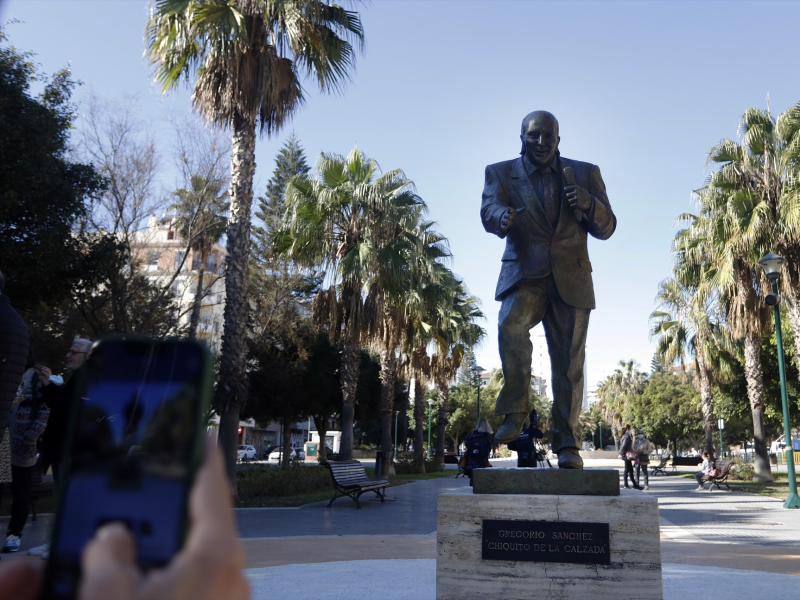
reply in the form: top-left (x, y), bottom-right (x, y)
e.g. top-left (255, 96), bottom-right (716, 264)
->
top-left (0, 560), bottom-right (43, 600)
top-left (79, 523), bottom-right (141, 600)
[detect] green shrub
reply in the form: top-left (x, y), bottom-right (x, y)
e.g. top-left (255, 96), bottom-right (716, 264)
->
top-left (393, 456), bottom-right (439, 474)
top-left (730, 458), bottom-right (754, 481)
top-left (236, 466), bottom-right (332, 500)
top-left (497, 446), bottom-right (512, 458)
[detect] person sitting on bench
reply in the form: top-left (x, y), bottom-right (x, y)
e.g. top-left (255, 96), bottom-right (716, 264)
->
top-left (464, 419), bottom-right (494, 486)
top-left (695, 451), bottom-right (711, 490)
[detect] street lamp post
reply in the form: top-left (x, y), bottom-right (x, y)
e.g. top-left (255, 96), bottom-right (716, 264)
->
top-left (598, 422), bottom-right (603, 451)
top-left (473, 365), bottom-right (485, 429)
top-left (427, 398), bottom-right (434, 458)
top-left (759, 252), bottom-right (800, 509)
top-left (718, 418), bottom-right (725, 459)
top-left (394, 410), bottom-right (399, 462)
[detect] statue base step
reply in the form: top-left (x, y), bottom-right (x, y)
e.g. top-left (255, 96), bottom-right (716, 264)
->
top-left (472, 467), bottom-right (620, 496)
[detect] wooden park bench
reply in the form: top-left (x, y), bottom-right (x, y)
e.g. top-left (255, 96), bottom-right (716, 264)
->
top-left (670, 456), bottom-right (702, 472)
top-left (30, 461), bottom-right (53, 521)
top-left (649, 455), bottom-right (670, 476)
top-left (323, 460), bottom-right (388, 509)
top-left (702, 460), bottom-right (733, 492)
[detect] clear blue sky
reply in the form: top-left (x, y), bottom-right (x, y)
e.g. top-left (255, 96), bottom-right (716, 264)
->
top-left (4, 0), bottom-right (800, 388)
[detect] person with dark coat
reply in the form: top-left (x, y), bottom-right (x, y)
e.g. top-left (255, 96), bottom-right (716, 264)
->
top-left (25, 338), bottom-right (91, 559)
top-left (618, 425), bottom-right (641, 490)
top-left (36, 338), bottom-right (91, 483)
top-left (0, 270), bottom-right (29, 444)
top-left (507, 409), bottom-right (545, 467)
top-left (464, 418), bottom-right (494, 486)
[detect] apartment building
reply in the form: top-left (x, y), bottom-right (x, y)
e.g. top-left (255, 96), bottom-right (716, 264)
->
top-left (130, 214), bottom-right (227, 352)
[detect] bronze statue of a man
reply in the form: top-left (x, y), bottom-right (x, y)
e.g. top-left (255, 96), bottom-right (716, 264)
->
top-left (480, 111), bottom-right (616, 469)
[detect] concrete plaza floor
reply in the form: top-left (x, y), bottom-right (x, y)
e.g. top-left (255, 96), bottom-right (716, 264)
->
top-left (238, 459), bottom-right (800, 599)
top-left (3, 459), bottom-right (799, 598)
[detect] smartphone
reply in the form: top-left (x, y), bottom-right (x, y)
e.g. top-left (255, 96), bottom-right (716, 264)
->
top-left (41, 338), bottom-right (212, 600)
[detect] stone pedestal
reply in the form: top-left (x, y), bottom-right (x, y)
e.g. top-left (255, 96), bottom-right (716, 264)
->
top-left (437, 488), bottom-right (662, 600)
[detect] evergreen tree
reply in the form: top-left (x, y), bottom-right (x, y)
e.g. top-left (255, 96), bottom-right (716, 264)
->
top-left (457, 347), bottom-right (479, 387)
top-left (253, 132), bottom-right (310, 261)
top-left (650, 354), bottom-right (666, 374)
top-left (0, 32), bottom-right (106, 311)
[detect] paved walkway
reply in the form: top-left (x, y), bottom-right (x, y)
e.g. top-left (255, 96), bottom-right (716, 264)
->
top-left (5, 462), bottom-right (800, 598)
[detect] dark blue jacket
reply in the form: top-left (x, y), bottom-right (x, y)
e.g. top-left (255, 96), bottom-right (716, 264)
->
top-left (464, 430), bottom-right (493, 474)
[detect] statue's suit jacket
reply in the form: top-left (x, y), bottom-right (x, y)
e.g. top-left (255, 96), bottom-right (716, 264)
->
top-left (480, 156), bottom-right (616, 309)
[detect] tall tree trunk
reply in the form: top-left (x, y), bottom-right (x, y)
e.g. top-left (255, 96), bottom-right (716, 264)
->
top-left (744, 334), bottom-right (774, 482)
top-left (695, 345), bottom-right (715, 455)
top-left (281, 417), bottom-right (292, 470)
top-left (379, 348), bottom-right (396, 477)
top-left (413, 376), bottom-right (426, 474)
top-left (400, 396), bottom-right (408, 451)
top-left (433, 381), bottom-right (449, 470)
top-left (214, 113), bottom-right (256, 490)
top-left (188, 262), bottom-right (205, 338)
top-left (338, 342), bottom-right (360, 461)
top-left (314, 414), bottom-right (329, 463)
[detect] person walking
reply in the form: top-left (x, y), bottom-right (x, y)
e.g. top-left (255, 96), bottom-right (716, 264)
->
top-left (619, 425), bottom-right (641, 490)
top-left (633, 429), bottom-right (652, 490)
top-left (695, 451), bottom-right (712, 490)
top-left (464, 418), bottom-right (494, 486)
top-left (1, 356), bottom-right (50, 553)
top-left (0, 270), bottom-right (29, 444)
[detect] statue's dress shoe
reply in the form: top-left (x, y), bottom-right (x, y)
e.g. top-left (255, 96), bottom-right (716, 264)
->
top-left (494, 412), bottom-right (530, 443)
top-left (557, 448), bottom-right (584, 469)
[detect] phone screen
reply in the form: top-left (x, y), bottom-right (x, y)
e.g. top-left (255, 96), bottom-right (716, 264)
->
top-left (42, 339), bottom-right (209, 600)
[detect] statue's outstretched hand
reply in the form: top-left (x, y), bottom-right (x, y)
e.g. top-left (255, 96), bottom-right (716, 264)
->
top-left (501, 207), bottom-right (526, 234)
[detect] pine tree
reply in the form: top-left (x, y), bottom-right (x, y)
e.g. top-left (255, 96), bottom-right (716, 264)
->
top-left (457, 347), bottom-right (479, 387)
top-left (253, 132), bottom-right (310, 260)
top-left (650, 354), bottom-right (666, 375)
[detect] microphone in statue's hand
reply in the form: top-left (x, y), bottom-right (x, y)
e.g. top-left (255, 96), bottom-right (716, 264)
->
top-left (563, 166), bottom-right (582, 222)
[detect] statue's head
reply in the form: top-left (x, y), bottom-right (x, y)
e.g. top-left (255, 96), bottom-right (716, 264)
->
top-left (520, 111), bottom-right (560, 166)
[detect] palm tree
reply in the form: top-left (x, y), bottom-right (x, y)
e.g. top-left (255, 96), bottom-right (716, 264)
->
top-left (169, 175), bottom-right (229, 337)
top-left (279, 148), bottom-right (424, 460)
top-left (364, 210), bottom-right (456, 476)
top-left (683, 181), bottom-right (774, 480)
top-left (428, 277), bottom-right (485, 470)
top-left (703, 103), bottom-right (800, 374)
top-left (146, 0), bottom-right (364, 482)
top-left (650, 276), bottom-right (719, 454)
top-left (675, 105), bottom-right (789, 481)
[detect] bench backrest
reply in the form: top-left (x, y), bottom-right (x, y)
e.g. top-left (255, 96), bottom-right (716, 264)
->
top-left (325, 460), bottom-right (371, 485)
top-left (716, 461), bottom-right (732, 475)
top-left (671, 456), bottom-right (703, 466)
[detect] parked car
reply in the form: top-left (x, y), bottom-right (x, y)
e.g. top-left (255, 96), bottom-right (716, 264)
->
top-left (262, 445), bottom-right (279, 459)
top-left (237, 445), bottom-right (256, 462)
top-left (268, 447), bottom-right (305, 461)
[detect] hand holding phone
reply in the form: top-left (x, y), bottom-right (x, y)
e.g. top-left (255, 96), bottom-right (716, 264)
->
top-left (41, 338), bottom-right (216, 600)
top-left (79, 439), bottom-right (249, 600)
top-left (0, 439), bottom-right (247, 600)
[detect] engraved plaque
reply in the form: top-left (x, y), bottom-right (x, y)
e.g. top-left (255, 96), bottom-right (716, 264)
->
top-left (482, 519), bottom-right (610, 565)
